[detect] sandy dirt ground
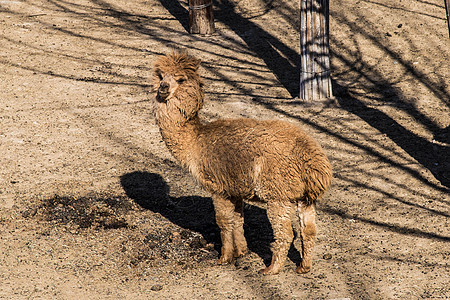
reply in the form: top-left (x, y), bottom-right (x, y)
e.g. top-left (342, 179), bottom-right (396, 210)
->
top-left (1, 0), bottom-right (449, 299)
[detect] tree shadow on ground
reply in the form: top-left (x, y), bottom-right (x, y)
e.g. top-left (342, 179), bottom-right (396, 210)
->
top-left (159, 0), bottom-right (190, 32)
top-left (120, 171), bottom-right (302, 267)
top-left (215, 0), bottom-right (301, 97)
top-left (158, 0), bottom-right (300, 96)
top-left (333, 83), bottom-right (450, 190)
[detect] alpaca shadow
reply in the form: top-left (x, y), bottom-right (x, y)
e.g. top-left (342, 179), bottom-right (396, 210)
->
top-left (120, 171), bottom-right (301, 267)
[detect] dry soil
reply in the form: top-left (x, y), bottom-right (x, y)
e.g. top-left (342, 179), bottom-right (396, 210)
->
top-left (0, 0), bottom-right (449, 299)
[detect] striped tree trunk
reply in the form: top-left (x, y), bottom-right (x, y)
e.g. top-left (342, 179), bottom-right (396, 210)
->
top-left (300, 0), bottom-right (332, 100)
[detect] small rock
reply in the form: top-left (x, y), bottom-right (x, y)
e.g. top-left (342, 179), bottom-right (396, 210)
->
top-left (323, 253), bottom-right (332, 260)
top-left (189, 236), bottom-right (207, 249)
top-left (170, 231), bottom-right (182, 244)
top-left (22, 208), bottom-right (37, 218)
top-left (150, 284), bottom-right (163, 291)
top-left (205, 243), bottom-right (215, 250)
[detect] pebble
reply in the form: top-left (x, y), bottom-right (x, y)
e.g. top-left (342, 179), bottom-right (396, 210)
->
top-left (323, 253), bottom-right (332, 260)
top-left (170, 231), bottom-right (181, 244)
top-left (150, 284), bottom-right (163, 291)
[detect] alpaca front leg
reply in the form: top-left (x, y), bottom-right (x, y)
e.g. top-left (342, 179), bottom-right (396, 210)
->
top-left (232, 199), bottom-right (248, 258)
top-left (213, 195), bottom-right (235, 264)
top-left (260, 202), bottom-right (295, 275)
top-left (296, 203), bottom-right (316, 274)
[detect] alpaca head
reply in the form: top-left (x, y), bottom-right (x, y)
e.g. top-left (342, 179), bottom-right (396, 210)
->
top-left (153, 52), bottom-right (204, 121)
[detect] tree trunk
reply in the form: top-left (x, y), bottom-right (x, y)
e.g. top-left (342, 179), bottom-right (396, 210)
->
top-left (189, 0), bottom-right (215, 35)
top-left (299, 0), bottom-right (332, 101)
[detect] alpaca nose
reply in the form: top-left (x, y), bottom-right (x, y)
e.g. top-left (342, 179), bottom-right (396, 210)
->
top-left (159, 82), bottom-right (169, 92)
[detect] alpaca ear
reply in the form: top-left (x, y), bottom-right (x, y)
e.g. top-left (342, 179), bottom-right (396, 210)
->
top-left (192, 57), bottom-right (202, 71)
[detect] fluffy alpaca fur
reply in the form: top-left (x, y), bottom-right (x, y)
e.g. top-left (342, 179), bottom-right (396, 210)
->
top-left (152, 51), bottom-right (332, 274)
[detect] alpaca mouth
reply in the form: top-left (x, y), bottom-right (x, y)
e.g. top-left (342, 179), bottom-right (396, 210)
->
top-left (156, 91), bottom-right (169, 102)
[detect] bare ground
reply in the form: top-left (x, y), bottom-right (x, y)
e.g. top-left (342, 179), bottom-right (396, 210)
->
top-left (0, 0), bottom-right (449, 299)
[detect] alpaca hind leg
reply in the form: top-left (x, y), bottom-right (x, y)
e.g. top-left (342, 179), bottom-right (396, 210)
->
top-left (296, 202), bottom-right (317, 274)
top-left (232, 199), bottom-right (248, 257)
top-left (213, 195), bottom-right (235, 264)
top-left (260, 202), bottom-right (295, 275)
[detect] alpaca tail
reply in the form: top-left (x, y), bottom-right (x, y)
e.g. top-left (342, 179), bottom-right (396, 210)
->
top-left (302, 153), bottom-right (332, 205)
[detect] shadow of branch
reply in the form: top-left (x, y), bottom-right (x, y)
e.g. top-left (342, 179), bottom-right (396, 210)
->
top-left (320, 205), bottom-right (450, 242)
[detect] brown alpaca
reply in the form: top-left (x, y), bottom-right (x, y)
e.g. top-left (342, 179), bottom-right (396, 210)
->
top-left (152, 51), bottom-right (332, 275)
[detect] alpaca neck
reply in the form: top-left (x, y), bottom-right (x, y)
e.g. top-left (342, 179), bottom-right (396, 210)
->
top-left (156, 108), bottom-right (202, 168)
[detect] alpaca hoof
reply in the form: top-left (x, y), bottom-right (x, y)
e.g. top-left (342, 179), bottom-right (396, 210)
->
top-left (234, 248), bottom-right (248, 258)
top-left (259, 266), bottom-right (280, 275)
top-left (296, 265), bottom-right (311, 274)
top-left (217, 255), bottom-right (233, 265)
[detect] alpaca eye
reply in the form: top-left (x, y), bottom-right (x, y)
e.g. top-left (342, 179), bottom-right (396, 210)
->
top-left (177, 78), bottom-right (186, 84)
